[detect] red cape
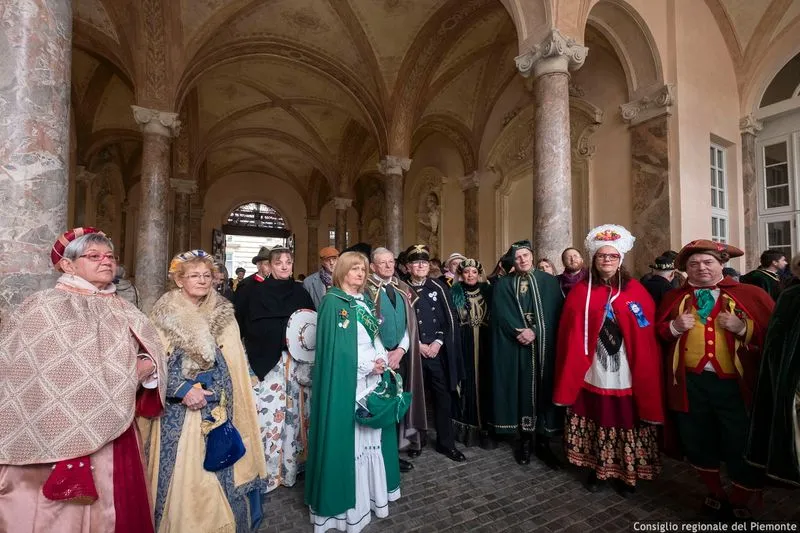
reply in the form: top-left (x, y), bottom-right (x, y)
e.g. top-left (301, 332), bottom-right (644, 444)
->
top-left (655, 276), bottom-right (774, 413)
top-left (554, 279), bottom-right (665, 424)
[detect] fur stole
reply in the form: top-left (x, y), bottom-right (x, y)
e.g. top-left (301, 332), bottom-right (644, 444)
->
top-left (150, 289), bottom-right (236, 378)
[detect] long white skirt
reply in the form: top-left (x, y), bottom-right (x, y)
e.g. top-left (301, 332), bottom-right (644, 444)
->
top-left (309, 423), bottom-right (400, 533)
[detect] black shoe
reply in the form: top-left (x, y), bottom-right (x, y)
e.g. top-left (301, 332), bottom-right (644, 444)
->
top-left (585, 470), bottom-right (602, 493)
top-left (435, 445), bottom-right (466, 462)
top-left (611, 479), bottom-right (635, 498)
top-left (407, 448), bottom-right (422, 458)
top-left (701, 495), bottom-right (731, 521)
top-left (534, 441), bottom-right (562, 470)
top-left (399, 459), bottom-right (414, 473)
top-left (515, 438), bottom-right (532, 465)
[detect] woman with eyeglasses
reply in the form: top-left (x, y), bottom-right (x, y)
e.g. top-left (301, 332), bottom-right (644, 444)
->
top-left (0, 227), bottom-right (166, 533)
top-left (553, 225), bottom-right (664, 496)
top-left (143, 250), bottom-right (267, 533)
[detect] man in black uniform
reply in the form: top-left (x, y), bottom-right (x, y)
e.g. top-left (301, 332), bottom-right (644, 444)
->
top-left (405, 244), bottom-right (466, 462)
top-left (640, 254), bottom-right (676, 307)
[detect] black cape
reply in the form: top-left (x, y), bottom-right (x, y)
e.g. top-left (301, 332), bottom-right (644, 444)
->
top-left (238, 276), bottom-right (315, 379)
top-left (745, 285), bottom-right (800, 487)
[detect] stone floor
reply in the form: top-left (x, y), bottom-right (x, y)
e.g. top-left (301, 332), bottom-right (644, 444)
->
top-left (259, 439), bottom-right (799, 533)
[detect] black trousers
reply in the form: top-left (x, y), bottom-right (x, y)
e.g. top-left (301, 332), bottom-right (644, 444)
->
top-left (422, 354), bottom-right (455, 449)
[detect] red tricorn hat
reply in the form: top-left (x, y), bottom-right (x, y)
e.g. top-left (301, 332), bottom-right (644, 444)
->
top-left (675, 239), bottom-right (743, 271)
top-left (51, 227), bottom-right (105, 271)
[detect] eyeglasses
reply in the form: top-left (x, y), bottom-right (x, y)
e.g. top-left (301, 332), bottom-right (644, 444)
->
top-left (596, 253), bottom-right (621, 261)
top-left (410, 261), bottom-right (428, 266)
top-left (184, 273), bottom-right (213, 281)
top-left (78, 253), bottom-right (118, 262)
top-left (374, 261), bottom-right (395, 267)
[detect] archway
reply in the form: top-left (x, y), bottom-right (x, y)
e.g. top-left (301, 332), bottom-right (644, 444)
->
top-left (222, 202), bottom-right (292, 277)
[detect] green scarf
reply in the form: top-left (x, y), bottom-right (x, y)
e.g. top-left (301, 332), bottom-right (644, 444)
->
top-left (695, 289), bottom-right (715, 324)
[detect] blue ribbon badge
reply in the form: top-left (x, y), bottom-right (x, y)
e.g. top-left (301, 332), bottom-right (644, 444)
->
top-left (627, 301), bottom-right (650, 328)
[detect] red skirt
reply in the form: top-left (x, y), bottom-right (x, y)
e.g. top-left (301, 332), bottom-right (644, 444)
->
top-left (564, 389), bottom-right (661, 486)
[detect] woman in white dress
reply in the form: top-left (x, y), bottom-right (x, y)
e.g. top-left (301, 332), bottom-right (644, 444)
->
top-left (305, 251), bottom-right (401, 533)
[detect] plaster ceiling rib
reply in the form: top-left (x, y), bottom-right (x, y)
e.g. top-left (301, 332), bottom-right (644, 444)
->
top-left (203, 74), bottom-right (335, 159)
top-left (413, 114), bottom-right (477, 174)
top-left (210, 155), bottom-right (307, 200)
top-left (196, 127), bottom-right (338, 188)
top-left (472, 42), bottom-right (515, 147)
top-left (326, 0), bottom-right (388, 109)
top-left (175, 39), bottom-right (388, 154)
top-left (425, 44), bottom-right (499, 103)
top-left (216, 145), bottom-right (302, 186)
top-left (76, 65), bottom-right (115, 162)
top-left (740, 0), bottom-right (795, 77)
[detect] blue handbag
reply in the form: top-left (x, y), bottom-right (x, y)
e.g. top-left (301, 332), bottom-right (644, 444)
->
top-left (201, 391), bottom-right (246, 472)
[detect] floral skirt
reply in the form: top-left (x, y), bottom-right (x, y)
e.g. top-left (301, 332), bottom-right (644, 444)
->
top-left (564, 389), bottom-right (661, 486)
top-left (253, 351), bottom-right (311, 493)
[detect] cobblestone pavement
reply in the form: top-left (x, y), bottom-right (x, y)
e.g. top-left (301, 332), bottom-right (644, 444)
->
top-left (260, 439), bottom-right (799, 533)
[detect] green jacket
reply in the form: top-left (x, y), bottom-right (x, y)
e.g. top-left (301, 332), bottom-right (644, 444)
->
top-left (304, 287), bottom-right (400, 516)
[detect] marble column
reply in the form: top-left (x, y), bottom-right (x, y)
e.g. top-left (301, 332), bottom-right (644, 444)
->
top-left (74, 166), bottom-right (98, 227)
top-left (0, 0), bottom-right (71, 313)
top-left (333, 197), bottom-right (352, 251)
top-left (621, 85), bottom-right (675, 275)
top-left (307, 217), bottom-right (319, 271)
top-left (171, 178), bottom-right (197, 255)
top-left (132, 105), bottom-right (180, 312)
top-left (378, 156), bottom-right (412, 255)
top-left (740, 115), bottom-right (763, 271)
top-left (459, 172), bottom-right (481, 259)
top-left (189, 206), bottom-right (204, 250)
top-left (516, 29), bottom-right (587, 264)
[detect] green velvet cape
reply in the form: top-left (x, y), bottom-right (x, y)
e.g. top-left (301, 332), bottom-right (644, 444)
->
top-left (304, 287), bottom-right (400, 517)
top-left (489, 270), bottom-right (564, 435)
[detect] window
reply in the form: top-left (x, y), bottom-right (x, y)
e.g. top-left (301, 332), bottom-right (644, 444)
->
top-left (328, 227), bottom-right (350, 246)
top-left (766, 219), bottom-right (793, 259)
top-left (710, 144), bottom-right (728, 243)
top-left (226, 202), bottom-right (287, 230)
top-left (764, 142), bottom-right (791, 209)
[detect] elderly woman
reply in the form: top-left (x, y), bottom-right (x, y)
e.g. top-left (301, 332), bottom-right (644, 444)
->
top-left (305, 252), bottom-right (400, 532)
top-left (145, 249), bottom-right (267, 533)
top-left (0, 227), bottom-right (165, 533)
top-left (451, 259), bottom-right (494, 449)
top-left (239, 246), bottom-right (315, 491)
top-left (553, 225), bottom-right (664, 495)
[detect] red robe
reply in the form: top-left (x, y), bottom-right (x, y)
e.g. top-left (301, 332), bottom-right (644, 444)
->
top-left (554, 279), bottom-right (665, 424)
top-left (655, 277), bottom-right (774, 413)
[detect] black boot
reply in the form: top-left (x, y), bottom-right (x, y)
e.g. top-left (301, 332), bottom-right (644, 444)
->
top-left (514, 435), bottom-right (532, 465)
top-left (584, 470), bottom-right (602, 493)
top-left (610, 479), bottom-right (635, 498)
top-left (534, 438), bottom-right (562, 470)
top-left (479, 430), bottom-right (498, 450)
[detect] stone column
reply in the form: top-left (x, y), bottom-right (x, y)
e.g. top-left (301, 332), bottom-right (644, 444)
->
top-left (189, 206), bottom-right (204, 250)
top-left (333, 197), bottom-right (352, 251)
top-left (516, 29), bottom-right (587, 264)
top-left (740, 115), bottom-right (763, 271)
top-left (171, 178), bottom-right (197, 255)
top-left (0, 0), bottom-right (71, 313)
top-left (620, 85), bottom-right (675, 275)
top-left (74, 166), bottom-right (98, 227)
top-left (459, 172), bottom-right (481, 258)
top-left (307, 217), bottom-right (319, 271)
top-left (378, 156), bottom-right (412, 254)
top-left (131, 105), bottom-right (180, 312)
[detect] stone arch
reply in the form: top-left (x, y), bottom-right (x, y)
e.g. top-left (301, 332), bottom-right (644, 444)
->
top-left (586, 0), bottom-right (664, 100)
top-left (499, 0), bottom-right (552, 49)
top-left (413, 115), bottom-right (478, 174)
top-left (743, 40), bottom-right (800, 114)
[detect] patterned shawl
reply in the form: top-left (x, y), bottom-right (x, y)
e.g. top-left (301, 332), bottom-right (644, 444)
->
top-left (0, 275), bottom-right (166, 465)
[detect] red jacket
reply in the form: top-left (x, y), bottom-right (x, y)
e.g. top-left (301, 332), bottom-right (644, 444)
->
top-left (655, 277), bottom-right (774, 412)
top-left (554, 278), bottom-right (665, 424)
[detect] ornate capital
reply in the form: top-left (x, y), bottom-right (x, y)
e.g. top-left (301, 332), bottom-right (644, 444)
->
top-left (170, 178), bottom-right (197, 195)
top-left (458, 171), bottom-right (480, 191)
top-left (739, 115), bottom-right (763, 136)
top-left (306, 217), bottom-right (320, 229)
top-left (377, 155), bottom-right (412, 176)
top-left (75, 165), bottom-right (97, 183)
top-left (333, 197), bottom-right (353, 210)
top-left (131, 105), bottom-right (181, 137)
top-left (620, 84), bottom-right (674, 125)
top-left (515, 29), bottom-right (588, 79)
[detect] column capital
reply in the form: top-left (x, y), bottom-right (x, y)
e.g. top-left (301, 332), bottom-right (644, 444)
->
top-left (458, 171), bottom-right (480, 191)
top-left (377, 156), bottom-right (412, 176)
top-left (306, 216), bottom-right (320, 229)
top-left (131, 105), bottom-right (181, 137)
top-left (620, 84), bottom-right (674, 125)
top-left (515, 29), bottom-right (588, 79)
top-left (739, 114), bottom-right (763, 135)
top-left (333, 197), bottom-right (353, 210)
top-left (170, 178), bottom-right (197, 195)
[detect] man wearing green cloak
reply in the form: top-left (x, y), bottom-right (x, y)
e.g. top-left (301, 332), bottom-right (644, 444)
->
top-left (490, 240), bottom-right (564, 468)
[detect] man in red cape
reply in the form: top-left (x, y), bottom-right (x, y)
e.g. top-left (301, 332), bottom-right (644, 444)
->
top-left (656, 239), bottom-right (774, 519)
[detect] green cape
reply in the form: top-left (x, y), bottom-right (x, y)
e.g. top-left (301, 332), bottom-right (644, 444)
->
top-left (489, 270), bottom-right (564, 434)
top-left (304, 287), bottom-right (400, 517)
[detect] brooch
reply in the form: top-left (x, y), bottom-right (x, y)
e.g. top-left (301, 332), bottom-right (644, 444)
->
top-left (627, 301), bottom-right (650, 327)
top-left (338, 309), bottom-right (350, 329)
top-left (428, 291), bottom-right (438, 302)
